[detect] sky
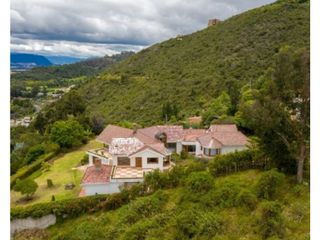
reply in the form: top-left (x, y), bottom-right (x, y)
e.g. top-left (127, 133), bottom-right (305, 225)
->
top-left (11, 0), bottom-right (276, 58)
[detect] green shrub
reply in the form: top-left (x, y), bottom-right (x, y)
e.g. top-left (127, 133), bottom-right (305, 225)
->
top-left (185, 171), bottom-right (214, 194)
top-left (41, 162), bottom-right (51, 172)
top-left (11, 195), bottom-right (109, 220)
top-left (180, 149), bottom-right (189, 159)
top-left (47, 179), bottom-right (54, 188)
top-left (24, 144), bottom-right (45, 164)
top-left (13, 178), bottom-right (38, 199)
top-left (258, 201), bottom-right (284, 239)
top-left (208, 149), bottom-right (257, 176)
top-left (123, 190), bottom-right (168, 224)
top-left (197, 212), bottom-right (225, 238)
top-left (236, 189), bottom-right (258, 210)
top-left (144, 169), bottom-right (169, 191)
top-left (80, 154), bottom-right (89, 165)
top-left (211, 181), bottom-right (241, 208)
top-left (185, 161), bottom-right (207, 174)
top-left (175, 209), bottom-right (201, 238)
top-left (166, 165), bottom-right (186, 188)
top-left (256, 169), bottom-right (285, 199)
top-left (51, 195), bottom-right (55, 202)
top-left (121, 219), bottom-right (159, 240)
top-left (11, 152), bottom-right (55, 188)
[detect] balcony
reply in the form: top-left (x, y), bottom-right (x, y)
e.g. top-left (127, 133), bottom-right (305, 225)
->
top-left (87, 148), bottom-right (112, 159)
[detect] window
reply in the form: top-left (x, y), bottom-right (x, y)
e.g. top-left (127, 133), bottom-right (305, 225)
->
top-left (167, 142), bottom-right (177, 149)
top-left (147, 157), bottom-right (159, 164)
top-left (210, 148), bottom-right (217, 156)
top-left (117, 157), bottom-right (130, 166)
top-left (185, 145), bottom-right (196, 153)
top-left (204, 148), bottom-right (219, 156)
top-left (204, 148), bottom-right (210, 156)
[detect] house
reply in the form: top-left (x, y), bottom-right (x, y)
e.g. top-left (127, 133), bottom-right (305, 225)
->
top-left (81, 124), bottom-right (248, 196)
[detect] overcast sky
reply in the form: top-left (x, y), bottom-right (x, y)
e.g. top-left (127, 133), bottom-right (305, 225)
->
top-left (11, 0), bottom-right (276, 58)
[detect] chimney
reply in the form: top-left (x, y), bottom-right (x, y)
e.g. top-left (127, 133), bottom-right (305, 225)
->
top-left (133, 123), bottom-right (138, 134)
top-left (94, 159), bottom-right (102, 171)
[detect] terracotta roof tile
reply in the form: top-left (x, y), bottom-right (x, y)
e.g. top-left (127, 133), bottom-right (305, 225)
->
top-left (138, 125), bottom-right (184, 142)
top-left (212, 132), bottom-right (248, 146)
top-left (209, 124), bottom-right (238, 132)
top-left (96, 125), bottom-right (133, 144)
top-left (198, 134), bottom-right (223, 148)
top-left (129, 143), bottom-right (169, 157)
top-left (81, 165), bottom-right (113, 184)
top-left (182, 129), bottom-right (206, 141)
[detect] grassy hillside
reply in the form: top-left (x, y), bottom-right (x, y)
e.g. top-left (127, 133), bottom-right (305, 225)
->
top-left (76, 0), bottom-right (309, 125)
top-left (11, 140), bottom-right (102, 207)
top-left (14, 169), bottom-right (310, 240)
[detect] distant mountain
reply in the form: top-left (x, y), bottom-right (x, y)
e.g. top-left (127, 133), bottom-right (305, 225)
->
top-left (11, 51), bottom-right (135, 81)
top-left (11, 53), bottom-right (52, 70)
top-left (45, 56), bottom-right (83, 65)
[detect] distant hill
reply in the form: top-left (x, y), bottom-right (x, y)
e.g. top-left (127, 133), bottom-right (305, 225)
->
top-left (11, 53), bottom-right (52, 70)
top-left (11, 51), bottom-right (135, 81)
top-left (71, 0), bottom-right (309, 125)
top-left (45, 56), bottom-right (83, 65)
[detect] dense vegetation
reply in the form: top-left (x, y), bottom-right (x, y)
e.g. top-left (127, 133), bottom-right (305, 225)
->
top-left (13, 162), bottom-right (310, 240)
top-left (10, 52), bottom-right (133, 174)
top-left (11, 1), bottom-right (310, 238)
top-left (30, 0), bottom-right (310, 183)
top-left (74, 0), bottom-right (309, 125)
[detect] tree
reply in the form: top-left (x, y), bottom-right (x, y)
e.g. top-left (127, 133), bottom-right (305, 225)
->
top-left (202, 91), bottom-right (232, 126)
top-left (33, 112), bottom-right (48, 134)
top-left (49, 119), bottom-right (87, 148)
top-left (13, 179), bottom-right (38, 200)
top-left (161, 102), bottom-right (179, 122)
top-left (90, 115), bottom-right (105, 134)
top-left (237, 47), bottom-right (309, 183)
top-left (31, 85), bottom-right (40, 98)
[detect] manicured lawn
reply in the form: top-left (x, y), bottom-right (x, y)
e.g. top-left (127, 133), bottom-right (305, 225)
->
top-left (11, 140), bottom-right (103, 207)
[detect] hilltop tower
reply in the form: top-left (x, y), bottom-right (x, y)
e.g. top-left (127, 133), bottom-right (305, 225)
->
top-left (208, 18), bottom-right (221, 27)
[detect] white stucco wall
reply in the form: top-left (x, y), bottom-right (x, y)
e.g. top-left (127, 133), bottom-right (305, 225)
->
top-left (181, 141), bottom-right (202, 156)
top-left (176, 142), bottom-right (182, 154)
top-left (130, 149), bottom-right (165, 170)
top-left (88, 152), bottom-right (110, 165)
top-left (221, 146), bottom-right (247, 154)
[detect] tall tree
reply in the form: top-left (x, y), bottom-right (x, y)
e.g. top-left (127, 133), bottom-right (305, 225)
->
top-left (238, 46), bottom-right (309, 183)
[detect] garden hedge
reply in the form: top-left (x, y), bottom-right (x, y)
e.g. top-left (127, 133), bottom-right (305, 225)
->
top-left (10, 152), bottom-right (56, 188)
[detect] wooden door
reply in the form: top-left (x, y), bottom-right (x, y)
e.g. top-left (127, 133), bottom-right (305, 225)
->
top-left (136, 157), bottom-right (142, 167)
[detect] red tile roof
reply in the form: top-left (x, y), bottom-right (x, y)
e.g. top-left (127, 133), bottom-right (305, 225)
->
top-left (138, 125), bottom-right (184, 142)
top-left (182, 129), bottom-right (206, 141)
top-left (129, 143), bottom-right (169, 157)
top-left (97, 125), bottom-right (133, 144)
top-left (212, 131), bottom-right (248, 146)
top-left (209, 124), bottom-right (238, 132)
top-left (198, 134), bottom-right (223, 148)
top-left (81, 165), bottom-right (113, 184)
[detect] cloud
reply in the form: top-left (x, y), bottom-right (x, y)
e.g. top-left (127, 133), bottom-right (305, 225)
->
top-left (10, 37), bottom-right (145, 58)
top-left (11, 0), bottom-right (276, 57)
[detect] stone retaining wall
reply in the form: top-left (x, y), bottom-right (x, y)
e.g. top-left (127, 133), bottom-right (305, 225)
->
top-left (11, 214), bottom-right (56, 237)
